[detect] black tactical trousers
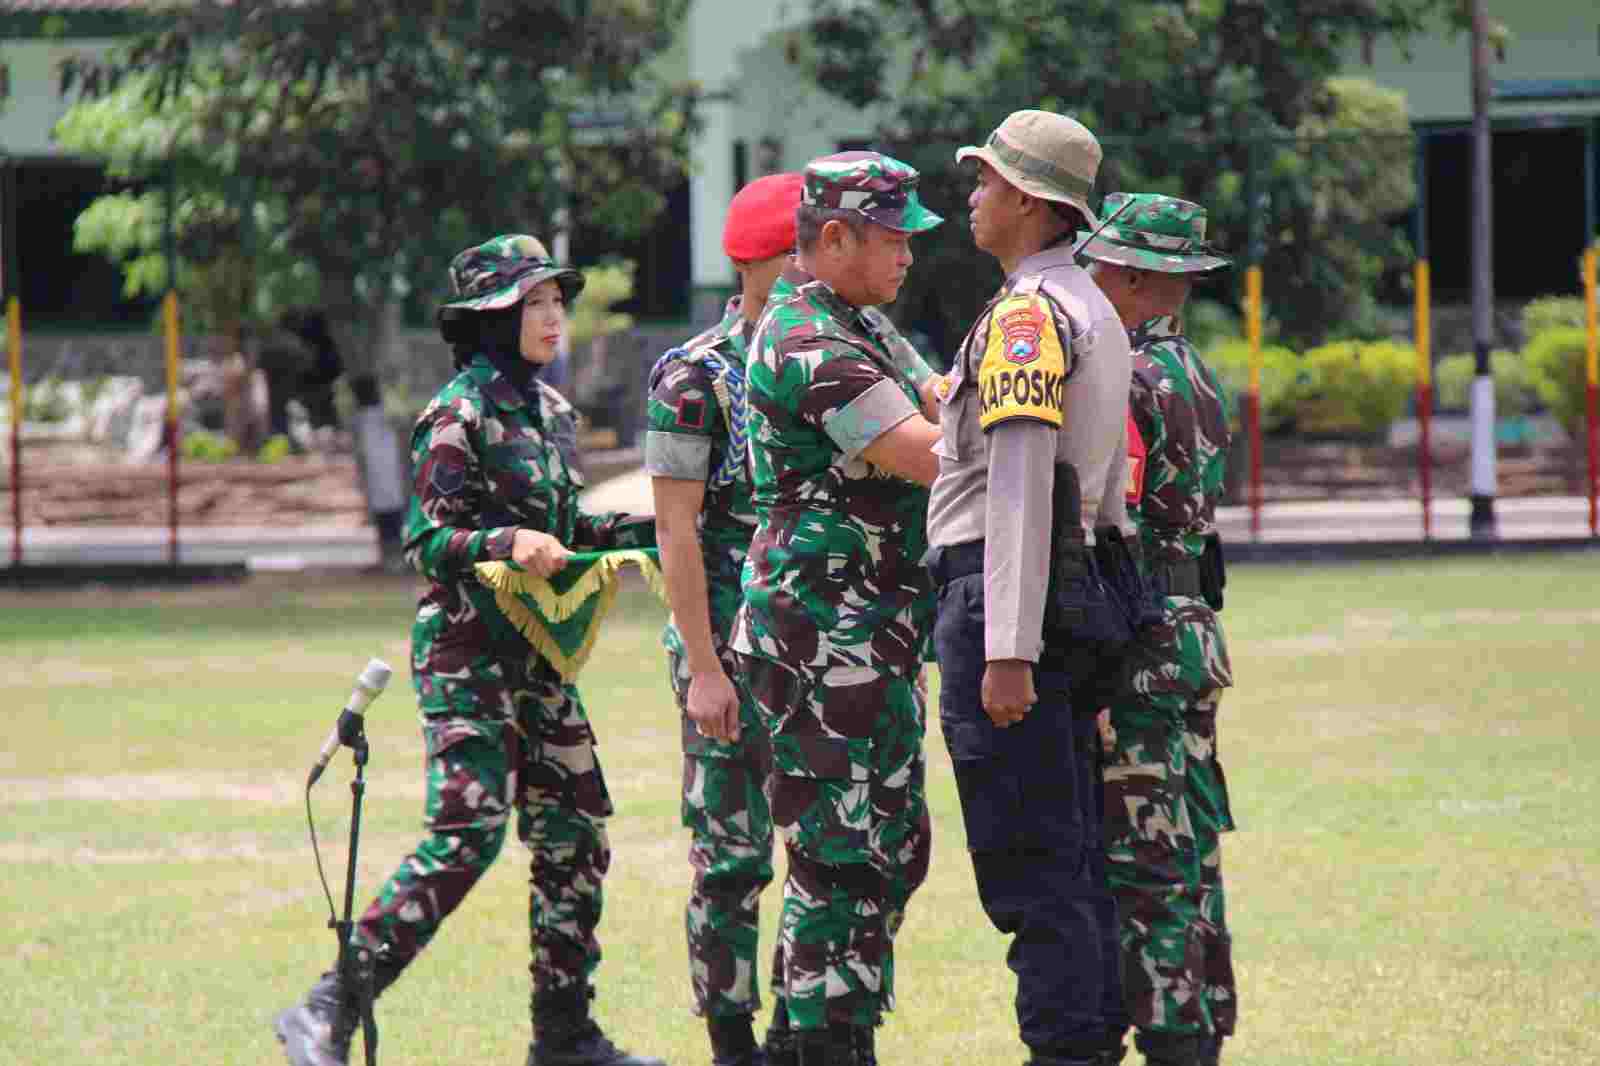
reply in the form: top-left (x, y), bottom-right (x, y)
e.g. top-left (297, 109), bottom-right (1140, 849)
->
top-left (931, 557), bottom-right (1127, 1060)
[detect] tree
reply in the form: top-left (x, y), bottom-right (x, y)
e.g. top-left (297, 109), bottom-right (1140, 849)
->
top-left (799, 0), bottom-right (1460, 354)
top-left (60, 0), bottom-right (696, 552)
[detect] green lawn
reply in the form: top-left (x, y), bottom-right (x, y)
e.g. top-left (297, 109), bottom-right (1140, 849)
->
top-left (3, 554), bottom-right (1597, 1065)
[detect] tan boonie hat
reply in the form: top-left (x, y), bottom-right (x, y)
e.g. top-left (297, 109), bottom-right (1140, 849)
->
top-left (956, 110), bottom-right (1101, 221)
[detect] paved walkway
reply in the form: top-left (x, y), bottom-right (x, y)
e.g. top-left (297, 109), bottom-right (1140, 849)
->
top-left (4, 468), bottom-right (1596, 572)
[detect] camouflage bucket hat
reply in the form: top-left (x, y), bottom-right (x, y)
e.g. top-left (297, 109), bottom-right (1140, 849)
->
top-left (1077, 193), bottom-right (1232, 275)
top-left (956, 110), bottom-right (1101, 221)
top-left (802, 151), bottom-right (943, 234)
top-left (439, 234), bottom-right (585, 313)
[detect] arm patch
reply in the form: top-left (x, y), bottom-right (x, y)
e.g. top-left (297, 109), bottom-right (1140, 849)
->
top-left (977, 294), bottom-right (1068, 431)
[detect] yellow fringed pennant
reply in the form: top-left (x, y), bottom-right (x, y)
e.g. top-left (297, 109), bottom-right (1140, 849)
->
top-left (476, 548), bottom-right (667, 681)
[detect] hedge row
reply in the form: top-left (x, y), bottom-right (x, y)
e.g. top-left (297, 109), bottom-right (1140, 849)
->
top-left (1203, 296), bottom-right (1595, 436)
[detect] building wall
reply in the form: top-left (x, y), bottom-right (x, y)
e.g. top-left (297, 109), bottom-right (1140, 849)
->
top-left (0, 38), bottom-right (117, 157)
top-left (1357, 2), bottom-right (1599, 122)
top-left (685, 0), bottom-right (888, 317)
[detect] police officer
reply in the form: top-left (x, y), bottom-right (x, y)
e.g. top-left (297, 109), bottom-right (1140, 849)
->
top-left (273, 235), bottom-right (663, 1066)
top-left (728, 151), bottom-right (945, 1066)
top-left (645, 172), bottom-right (804, 1066)
top-left (926, 110), bottom-right (1133, 1066)
top-left (1081, 195), bottom-right (1237, 1066)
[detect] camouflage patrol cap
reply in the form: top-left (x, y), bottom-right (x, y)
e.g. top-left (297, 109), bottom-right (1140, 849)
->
top-left (801, 151), bottom-right (943, 234)
top-left (957, 110), bottom-right (1100, 221)
top-left (439, 234), bottom-right (585, 314)
top-left (1077, 193), bottom-right (1232, 275)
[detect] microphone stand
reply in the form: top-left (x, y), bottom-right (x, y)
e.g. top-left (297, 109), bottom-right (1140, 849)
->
top-left (330, 715), bottom-right (379, 1066)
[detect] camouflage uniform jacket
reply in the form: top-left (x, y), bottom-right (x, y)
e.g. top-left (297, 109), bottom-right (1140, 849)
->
top-left (1127, 315), bottom-right (1233, 694)
top-left (644, 297), bottom-right (758, 653)
top-left (405, 352), bottom-right (644, 720)
top-left (729, 265), bottom-right (932, 678)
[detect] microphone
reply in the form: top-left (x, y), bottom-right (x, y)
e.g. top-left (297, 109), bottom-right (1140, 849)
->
top-left (308, 658), bottom-right (394, 786)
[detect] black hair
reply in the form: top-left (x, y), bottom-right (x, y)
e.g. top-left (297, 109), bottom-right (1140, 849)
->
top-left (795, 204), bottom-right (867, 252)
top-left (438, 303), bottom-right (523, 370)
top-left (1047, 200), bottom-right (1090, 248)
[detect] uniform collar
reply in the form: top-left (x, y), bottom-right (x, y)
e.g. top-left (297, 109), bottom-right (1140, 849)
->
top-left (773, 264), bottom-right (872, 335)
top-left (1010, 241), bottom-right (1079, 282)
top-left (1129, 314), bottom-right (1183, 346)
top-left (471, 350), bottom-right (538, 411)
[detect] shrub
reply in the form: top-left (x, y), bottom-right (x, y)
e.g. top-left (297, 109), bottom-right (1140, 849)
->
top-left (1204, 339), bottom-right (1305, 435)
top-left (1522, 326), bottom-right (1593, 430)
top-left (1521, 296), bottom-right (1585, 337)
top-left (257, 434), bottom-right (293, 463)
top-left (1433, 350), bottom-right (1539, 415)
top-left (1297, 340), bottom-right (1419, 436)
top-left (181, 430), bottom-right (239, 462)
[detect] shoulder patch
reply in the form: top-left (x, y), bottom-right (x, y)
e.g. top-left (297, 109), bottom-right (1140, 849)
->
top-left (1124, 410), bottom-right (1147, 506)
top-left (675, 395), bottom-right (707, 430)
top-left (978, 294), bottom-right (1067, 430)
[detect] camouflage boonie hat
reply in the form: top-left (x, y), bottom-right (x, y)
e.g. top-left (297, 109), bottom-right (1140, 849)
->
top-left (1077, 193), bottom-right (1232, 275)
top-left (801, 151), bottom-right (943, 234)
top-left (439, 234), bottom-right (585, 314)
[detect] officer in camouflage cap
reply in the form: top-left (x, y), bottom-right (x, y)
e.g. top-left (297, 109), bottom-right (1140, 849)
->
top-left (274, 234), bottom-right (662, 1066)
top-left (728, 150), bottom-right (944, 1066)
top-left (1082, 194), bottom-right (1237, 1066)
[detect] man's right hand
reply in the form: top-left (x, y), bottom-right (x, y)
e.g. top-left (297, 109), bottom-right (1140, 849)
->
top-left (981, 658), bottom-right (1036, 728)
top-left (687, 668), bottom-right (742, 742)
top-left (512, 529), bottom-right (571, 578)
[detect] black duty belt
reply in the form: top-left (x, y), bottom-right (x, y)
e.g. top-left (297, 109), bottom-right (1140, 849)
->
top-left (1152, 557), bottom-right (1202, 598)
top-left (927, 539), bottom-right (985, 585)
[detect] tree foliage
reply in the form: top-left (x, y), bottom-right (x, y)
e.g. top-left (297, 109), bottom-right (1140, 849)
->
top-left (799, 0), bottom-right (1460, 353)
top-left (60, 0), bottom-right (696, 368)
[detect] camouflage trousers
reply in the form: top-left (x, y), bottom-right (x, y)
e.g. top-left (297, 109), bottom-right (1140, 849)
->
top-left (353, 655), bottom-right (615, 995)
top-left (667, 641), bottom-right (778, 1018)
top-left (732, 652), bottom-right (932, 1032)
top-left (1103, 687), bottom-right (1236, 1037)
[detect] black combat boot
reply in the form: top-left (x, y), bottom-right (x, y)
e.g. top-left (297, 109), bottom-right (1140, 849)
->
top-left (849, 1024), bottom-right (876, 1066)
top-left (273, 953), bottom-right (397, 1066)
top-left (528, 984), bottom-right (667, 1066)
top-left (708, 1012), bottom-right (764, 1066)
top-left (795, 1024), bottom-right (857, 1066)
top-left (763, 1000), bottom-right (798, 1066)
top-left (1133, 1030), bottom-right (1206, 1066)
top-left (1098, 1025), bottom-right (1128, 1065)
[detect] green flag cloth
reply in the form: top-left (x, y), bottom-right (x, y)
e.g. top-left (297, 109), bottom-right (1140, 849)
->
top-left (476, 548), bottom-right (667, 681)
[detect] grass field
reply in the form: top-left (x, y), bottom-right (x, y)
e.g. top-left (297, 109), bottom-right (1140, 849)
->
top-left (3, 553), bottom-right (1598, 1065)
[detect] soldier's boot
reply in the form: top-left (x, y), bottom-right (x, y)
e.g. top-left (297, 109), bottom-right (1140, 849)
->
top-left (528, 984), bottom-right (667, 1066)
top-left (1098, 1025), bottom-right (1128, 1065)
top-left (273, 954), bottom-right (397, 1066)
top-left (707, 1012), bottom-right (764, 1066)
top-left (763, 1000), bottom-right (798, 1066)
top-left (850, 1024), bottom-right (876, 1066)
top-left (1132, 1031), bottom-right (1206, 1066)
top-left (794, 1024), bottom-right (858, 1066)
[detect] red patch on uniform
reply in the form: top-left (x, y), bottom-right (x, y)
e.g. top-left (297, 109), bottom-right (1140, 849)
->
top-left (675, 396), bottom-right (706, 430)
top-left (998, 303), bottom-right (1045, 366)
top-left (1125, 410), bottom-right (1147, 506)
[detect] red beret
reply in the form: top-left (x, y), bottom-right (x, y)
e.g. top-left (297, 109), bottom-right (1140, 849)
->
top-left (723, 172), bottom-right (804, 263)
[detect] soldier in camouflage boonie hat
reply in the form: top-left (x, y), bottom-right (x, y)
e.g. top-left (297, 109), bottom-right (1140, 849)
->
top-left (439, 234), bottom-right (585, 316)
top-left (1077, 193), bottom-right (1232, 275)
top-left (801, 151), bottom-right (943, 233)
